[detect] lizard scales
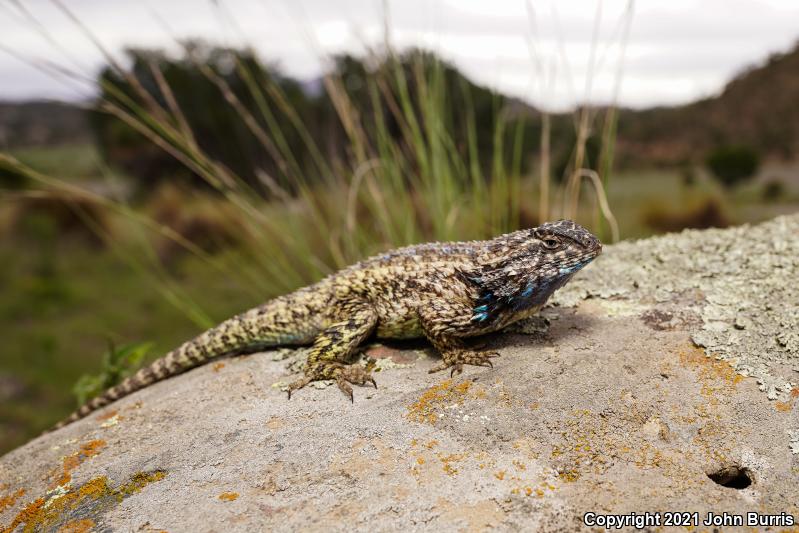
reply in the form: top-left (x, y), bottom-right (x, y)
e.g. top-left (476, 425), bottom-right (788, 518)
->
top-left (55, 219), bottom-right (601, 429)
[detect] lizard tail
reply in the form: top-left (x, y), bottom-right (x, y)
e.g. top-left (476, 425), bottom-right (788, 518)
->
top-left (50, 288), bottom-right (326, 431)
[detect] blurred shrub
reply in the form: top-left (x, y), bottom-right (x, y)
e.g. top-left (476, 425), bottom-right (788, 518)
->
top-left (73, 341), bottom-right (152, 405)
top-left (705, 145), bottom-right (760, 187)
top-left (642, 198), bottom-right (730, 233)
top-left (680, 165), bottom-right (697, 187)
top-left (147, 184), bottom-right (244, 264)
top-left (11, 190), bottom-right (109, 245)
top-left (761, 178), bottom-right (785, 201)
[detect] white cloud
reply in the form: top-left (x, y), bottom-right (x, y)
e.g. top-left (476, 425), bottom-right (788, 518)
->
top-left (0, 0), bottom-right (797, 109)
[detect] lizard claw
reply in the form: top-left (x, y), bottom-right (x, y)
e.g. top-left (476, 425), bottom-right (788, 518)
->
top-left (286, 375), bottom-right (312, 399)
top-left (430, 349), bottom-right (498, 375)
top-left (337, 377), bottom-right (355, 403)
top-left (450, 364), bottom-right (464, 377)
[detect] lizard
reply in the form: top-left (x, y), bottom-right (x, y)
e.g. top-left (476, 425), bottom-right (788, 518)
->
top-left (54, 219), bottom-right (601, 429)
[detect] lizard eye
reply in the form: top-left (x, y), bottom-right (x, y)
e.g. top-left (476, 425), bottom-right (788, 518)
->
top-left (542, 238), bottom-right (560, 249)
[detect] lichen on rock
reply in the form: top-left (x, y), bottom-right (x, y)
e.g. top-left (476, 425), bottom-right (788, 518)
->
top-left (555, 215), bottom-right (799, 405)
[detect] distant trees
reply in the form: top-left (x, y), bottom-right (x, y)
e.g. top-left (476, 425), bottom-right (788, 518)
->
top-left (705, 145), bottom-right (760, 187)
top-left (90, 43), bottom-right (538, 197)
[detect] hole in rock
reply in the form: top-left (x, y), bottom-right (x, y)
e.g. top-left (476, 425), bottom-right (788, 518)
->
top-left (707, 465), bottom-right (752, 489)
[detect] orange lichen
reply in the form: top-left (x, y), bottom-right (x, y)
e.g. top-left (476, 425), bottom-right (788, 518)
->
top-left (775, 401), bottom-right (792, 412)
top-left (51, 439), bottom-right (107, 489)
top-left (437, 453), bottom-right (465, 476)
top-left (406, 380), bottom-right (474, 424)
top-left (0, 497), bottom-right (45, 533)
top-left (494, 470), bottom-right (505, 480)
top-left (0, 488), bottom-right (25, 514)
top-left (679, 345), bottom-right (743, 400)
top-left (791, 388), bottom-right (799, 399)
top-left (1, 471), bottom-right (166, 533)
top-left (57, 518), bottom-right (95, 533)
top-left (95, 410), bottom-right (118, 421)
top-left (212, 362), bottom-right (226, 372)
top-left (218, 492), bottom-right (239, 501)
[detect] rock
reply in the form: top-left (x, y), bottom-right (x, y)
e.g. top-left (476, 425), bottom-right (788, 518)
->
top-left (2, 216), bottom-right (798, 532)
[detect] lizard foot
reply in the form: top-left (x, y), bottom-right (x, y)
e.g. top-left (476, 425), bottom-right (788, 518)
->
top-left (335, 364), bottom-right (378, 403)
top-left (287, 363), bottom-right (377, 401)
top-left (428, 349), bottom-right (500, 376)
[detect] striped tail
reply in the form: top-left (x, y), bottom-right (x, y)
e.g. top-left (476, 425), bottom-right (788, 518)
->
top-left (50, 289), bottom-right (325, 431)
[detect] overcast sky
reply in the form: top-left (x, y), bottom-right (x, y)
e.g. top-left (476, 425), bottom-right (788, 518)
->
top-left (1, 0), bottom-right (798, 110)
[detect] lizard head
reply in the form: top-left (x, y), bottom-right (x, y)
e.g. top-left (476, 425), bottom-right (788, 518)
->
top-left (530, 219), bottom-right (602, 273)
top-left (465, 220), bottom-right (602, 322)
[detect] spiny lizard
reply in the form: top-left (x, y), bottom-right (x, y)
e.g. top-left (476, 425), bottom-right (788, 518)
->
top-left (55, 220), bottom-right (601, 429)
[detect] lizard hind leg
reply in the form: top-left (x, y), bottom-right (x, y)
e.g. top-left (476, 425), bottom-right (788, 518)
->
top-left (287, 301), bottom-right (378, 401)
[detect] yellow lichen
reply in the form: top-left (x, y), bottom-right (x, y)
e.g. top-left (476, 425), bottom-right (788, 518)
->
top-left (558, 470), bottom-right (580, 482)
top-left (118, 471), bottom-right (168, 499)
top-left (218, 492), bottom-right (239, 501)
top-left (212, 362), bottom-right (226, 372)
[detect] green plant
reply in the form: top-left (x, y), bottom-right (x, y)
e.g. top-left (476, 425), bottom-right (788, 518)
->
top-left (72, 341), bottom-right (152, 406)
top-left (705, 145), bottom-right (760, 187)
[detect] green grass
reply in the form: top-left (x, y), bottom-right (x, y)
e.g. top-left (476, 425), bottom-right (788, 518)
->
top-left (0, 234), bottom-right (259, 453)
top-left (8, 143), bottom-right (107, 182)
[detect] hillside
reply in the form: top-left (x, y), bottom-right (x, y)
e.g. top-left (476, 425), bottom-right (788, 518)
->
top-left (0, 100), bottom-right (91, 149)
top-left (616, 40), bottom-right (799, 166)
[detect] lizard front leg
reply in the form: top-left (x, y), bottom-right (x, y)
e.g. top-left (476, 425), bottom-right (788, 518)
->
top-left (418, 309), bottom-right (499, 376)
top-left (287, 300), bottom-right (378, 401)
